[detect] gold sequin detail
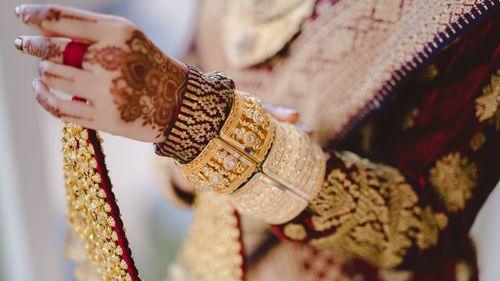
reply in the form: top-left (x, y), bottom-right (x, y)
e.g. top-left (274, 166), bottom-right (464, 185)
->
top-left (309, 151), bottom-right (440, 269)
top-left (62, 123), bottom-right (135, 281)
top-left (429, 152), bottom-right (477, 213)
top-left (475, 70), bottom-right (500, 128)
top-left (283, 223), bottom-right (307, 241)
top-left (470, 132), bottom-right (486, 151)
top-left (182, 191), bottom-right (243, 281)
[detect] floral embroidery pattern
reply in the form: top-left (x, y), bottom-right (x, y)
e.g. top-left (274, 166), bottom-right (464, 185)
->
top-left (309, 151), bottom-right (441, 268)
top-left (429, 152), bottom-right (477, 213)
top-left (470, 132), bottom-right (486, 152)
top-left (475, 70), bottom-right (500, 129)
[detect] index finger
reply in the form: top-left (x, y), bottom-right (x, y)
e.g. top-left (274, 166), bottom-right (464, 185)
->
top-left (15, 4), bottom-right (115, 41)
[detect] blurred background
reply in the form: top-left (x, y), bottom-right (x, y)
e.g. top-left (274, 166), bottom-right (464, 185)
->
top-left (0, 0), bottom-right (197, 280)
top-left (0, 1), bottom-right (499, 281)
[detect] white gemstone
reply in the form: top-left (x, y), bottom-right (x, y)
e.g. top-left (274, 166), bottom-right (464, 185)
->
top-left (245, 132), bottom-right (256, 144)
top-left (244, 109), bottom-right (254, 118)
top-left (210, 175), bottom-right (221, 185)
top-left (224, 157), bottom-right (237, 170)
top-left (235, 128), bottom-right (244, 139)
top-left (202, 167), bottom-right (211, 176)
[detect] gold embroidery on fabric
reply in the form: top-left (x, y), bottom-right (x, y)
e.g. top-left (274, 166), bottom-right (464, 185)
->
top-left (434, 213), bottom-right (449, 230)
top-left (429, 152), bottom-right (477, 213)
top-left (62, 123), bottom-right (134, 281)
top-left (182, 191), bottom-right (243, 281)
top-left (416, 63), bottom-right (439, 82)
top-left (475, 70), bottom-right (500, 128)
top-left (283, 223), bottom-right (307, 241)
top-left (470, 132), bottom-right (486, 152)
top-left (309, 151), bottom-right (440, 269)
top-left (456, 261), bottom-right (472, 281)
top-left (402, 108), bottom-right (420, 130)
top-left (157, 65), bottom-right (235, 163)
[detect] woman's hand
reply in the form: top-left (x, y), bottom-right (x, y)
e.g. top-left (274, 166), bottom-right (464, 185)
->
top-left (14, 4), bottom-right (188, 142)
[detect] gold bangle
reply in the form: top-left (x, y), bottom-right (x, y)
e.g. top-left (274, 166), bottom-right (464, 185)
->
top-left (179, 91), bottom-right (326, 223)
top-left (180, 138), bottom-right (258, 193)
top-left (229, 173), bottom-right (309, 224)
top-left (262, 122), bottom-right (326, 201)
top-left (229, 122), bottom-right (326, 224)
top-left (180, 91), bottom-right (274, 193)
top-left (220, 92), bottom-right (275, 163)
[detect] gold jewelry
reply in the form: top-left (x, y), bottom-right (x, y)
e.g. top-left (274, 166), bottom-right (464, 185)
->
top-left (180, 91), bottom-right (326, 223)
top-left (180, 92), bottom-right (275, 193)
top-left (180, 138), bottom-right (258, 193)
top-left (220, 92), bottom-right (275, 162)
top-left (229, 122), bottom-right (326, 224)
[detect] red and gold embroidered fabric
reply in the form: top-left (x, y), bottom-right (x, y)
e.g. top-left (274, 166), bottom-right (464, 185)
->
top-left (273, 14), bottom-right (500, 276)
top-left (62, 124), bottom-right (140, 281)
top-left (155, 64), bottom-right (235, 163)
top-left (161, 7), bottom-right (499, 279)
top-left (298, 151), bottom-right (444, 269)
top-left (196, 0), bottom-right (499, 146)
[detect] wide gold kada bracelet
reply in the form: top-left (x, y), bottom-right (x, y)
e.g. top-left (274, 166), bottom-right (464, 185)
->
top-left (180, 91), bottom-right (326, 224)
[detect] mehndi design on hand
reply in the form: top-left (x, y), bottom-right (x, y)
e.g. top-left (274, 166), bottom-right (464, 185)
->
top-left (85, 30), bottom-right (187, 134)
top-left (15, 4), bottom-right (189, 143)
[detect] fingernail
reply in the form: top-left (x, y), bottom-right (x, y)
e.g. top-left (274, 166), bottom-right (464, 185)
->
top-left (32, 79), bottom-right (37, 89)
top-left (15, 5), bottom-right (22, 18)
top-left (14, 37), bottom-right (23, 51)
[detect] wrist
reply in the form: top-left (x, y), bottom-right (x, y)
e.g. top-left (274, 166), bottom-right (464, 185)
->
top-left (155, 64), bottom-right (235, 163)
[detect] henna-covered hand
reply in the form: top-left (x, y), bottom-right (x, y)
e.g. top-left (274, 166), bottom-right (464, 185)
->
top-left (15, 4), bottom-right (188, 142)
